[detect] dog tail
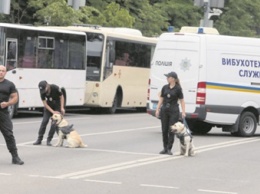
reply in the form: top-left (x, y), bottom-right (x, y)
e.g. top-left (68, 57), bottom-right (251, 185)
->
top-left (80, 143), bottom-right (87, 148)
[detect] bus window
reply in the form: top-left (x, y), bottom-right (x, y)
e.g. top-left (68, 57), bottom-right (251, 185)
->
top-left (0, 28), bottom-right (4, 65)
top-left (104, 40), bottom-right (114, 80)
top-left (20, 37), bottom-right (36, 68)
top-left (54, 39), bottom-right (68, 69)
top-left (37, 36), bottom-right (54, 68)
top-left (69, 41), bottom-right (84, 69)
top-left (6, 39), bottom-right (17, 71)
top-left (86, 33), bottom-right (103, 81)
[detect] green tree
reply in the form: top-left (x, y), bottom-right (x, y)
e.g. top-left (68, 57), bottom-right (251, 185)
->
top-left (1, 0), bottom-right (260, 37)
top-left (102, 2), bottom-right (134, 27)
top-left (155, 0), bottom-right (201, 32)
top-left (214, 0), bottom-right (260, 37)
top-left (0, 0), bottom-right (34, 24)
top-left (79, 6), bottom-right (106, 26)
top-left (28, 0), bottom-right (80, 26)
top-left (87, 0), bottom-right (167, 36)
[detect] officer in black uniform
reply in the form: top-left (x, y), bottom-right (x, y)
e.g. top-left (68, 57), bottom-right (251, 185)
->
top-left (0, 65), bottom-right (24, 165)
top-left (155, 71), bottom-right (186, 155)
top-left (33, 80), bottom-right (65, 146)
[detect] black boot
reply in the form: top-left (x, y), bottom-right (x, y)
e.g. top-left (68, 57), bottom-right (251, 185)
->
top-left (11, 151), bottom-right (24, 165)
top-left (167, 149), bottom-right (173, 155)
top-left (159, 148), bottom-right (167, 154)
top-left (33, 139), bottom-right (42, 145)
top-left (46, 141), bottom-right (52, 146)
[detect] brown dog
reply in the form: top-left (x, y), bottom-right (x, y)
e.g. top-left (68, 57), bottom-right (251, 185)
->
top-left (51, 113), bottom-right (87, 148)
top-left (171, 121), bottom-right (195, 156)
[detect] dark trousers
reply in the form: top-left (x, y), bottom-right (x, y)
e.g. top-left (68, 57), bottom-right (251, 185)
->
top-left (37, 108), bottom-right (57, 142)
top-left (0, 110), bottom-right (18, 154)
top-left (160, 106), bottom-right (179, 150)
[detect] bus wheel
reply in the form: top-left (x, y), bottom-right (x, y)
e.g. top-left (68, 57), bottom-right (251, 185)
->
top-left (237, 112), bottom-right (256, 137)
top-left (188, 120), bottom-right (212, 135)
top-left (107, 94), bottom-right (119, 114)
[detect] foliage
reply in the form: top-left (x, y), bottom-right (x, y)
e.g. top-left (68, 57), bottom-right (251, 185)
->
top-left (102, 2), bottom-right (135, 27)
top-left (214, 0), bottom-right (260, 37)
top-left (28, 0), bottom-right (80, 26)
top-left (0, 0), bottom-right (259, 37)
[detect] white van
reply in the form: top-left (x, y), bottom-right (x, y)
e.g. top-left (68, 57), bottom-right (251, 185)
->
top-left (147, 30), bottom-right (260, 137)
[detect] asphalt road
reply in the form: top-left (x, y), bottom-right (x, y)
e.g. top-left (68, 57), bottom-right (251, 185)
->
top-left (1, 111), bottom-right (260, 194)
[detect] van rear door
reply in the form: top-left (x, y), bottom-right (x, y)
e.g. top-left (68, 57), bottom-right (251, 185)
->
top-left (149, 33), bottom-right (201, 114)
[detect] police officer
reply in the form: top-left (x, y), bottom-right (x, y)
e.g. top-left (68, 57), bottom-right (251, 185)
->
top-left (155, 71), bottom-right (186, 155)
top-left (0, 65), bottom-right (24, 165)
top-left (33, 80), bottom-right (65, 146)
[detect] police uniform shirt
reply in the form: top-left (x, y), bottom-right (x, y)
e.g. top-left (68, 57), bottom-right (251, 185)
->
top-left (40, 84), bottom-right (62, 110)
top-left (160, 84), bottom-right (184, 106)
top-left (0, 79), bottom-right (17, 110)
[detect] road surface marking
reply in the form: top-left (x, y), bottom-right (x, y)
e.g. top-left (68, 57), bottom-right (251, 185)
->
top-left (55, 155), bottom-right (172, 179)
top-left (16, 125), bottom-right (160, 146)
top-left (198, 189), bottom-right (237, 194)
top-left (140, 184), bottom-right (179, 189)
top-left (84, 179), bottom-right (122, 184)
top-left (0, 173), bottom-right (11, 176)
top-left (54, 137), bottom-right (260, 179)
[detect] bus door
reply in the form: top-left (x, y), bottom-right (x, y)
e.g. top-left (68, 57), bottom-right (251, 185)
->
top-left (5, 38), bottom-right (18, 71)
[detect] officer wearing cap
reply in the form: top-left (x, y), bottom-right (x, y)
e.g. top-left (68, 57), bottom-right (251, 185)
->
top-left (155, 71), bottom-right (186, 155)
top-left (33, 80), bottom-right (65, 146)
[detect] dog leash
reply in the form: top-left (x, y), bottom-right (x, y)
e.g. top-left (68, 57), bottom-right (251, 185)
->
top-left (183, 117), bottom-right (192, 135)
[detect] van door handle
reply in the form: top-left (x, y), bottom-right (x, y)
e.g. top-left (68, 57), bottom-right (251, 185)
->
top-left (188, 90), bottom-right (195, 92)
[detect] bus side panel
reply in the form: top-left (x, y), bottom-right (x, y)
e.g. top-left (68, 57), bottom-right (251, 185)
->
top-left (6, 69), bottom-right (85, 108)
top-left (89, 66), bottom-right (150, 108)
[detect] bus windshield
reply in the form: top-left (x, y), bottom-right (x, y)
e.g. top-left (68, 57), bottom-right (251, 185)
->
top-left (86, 33), bottom-right (104, 81)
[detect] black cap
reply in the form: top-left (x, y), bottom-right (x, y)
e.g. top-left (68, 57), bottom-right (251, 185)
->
top-left (38, 80), bottom-right (47, 94)
top-left (164, 71), bottom-right (178, 79)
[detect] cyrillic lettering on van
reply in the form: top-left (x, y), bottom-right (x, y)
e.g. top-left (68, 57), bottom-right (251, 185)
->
top-left (155, 61), bottom-right (172, 66)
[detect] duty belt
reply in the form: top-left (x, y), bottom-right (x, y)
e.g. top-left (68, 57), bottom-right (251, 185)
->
top-left (163, 103), bottom-right (178, 108)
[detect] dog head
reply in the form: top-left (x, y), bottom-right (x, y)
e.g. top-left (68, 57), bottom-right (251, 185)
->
top-left (51, 113), bottom-right (67, 127)
top-left (171, 121), bottom-right (185, 134)
top-left (51, 113), bottom-right (63, 125)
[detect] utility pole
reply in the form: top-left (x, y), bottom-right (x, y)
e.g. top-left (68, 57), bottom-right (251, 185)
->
top-left (67, 0), bottom-right (85, 10)
top-left (203, 0), bottom-right (211, 27)
top-left (0, 0), bottom-right (11, 15)
top-left (194, 0), bottom-right (225, 27)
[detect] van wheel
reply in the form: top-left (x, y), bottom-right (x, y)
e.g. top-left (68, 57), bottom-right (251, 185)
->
top-left (237, 112), bottom-right (256, 137)
top-left (188, 120), bottom-right (212, 135)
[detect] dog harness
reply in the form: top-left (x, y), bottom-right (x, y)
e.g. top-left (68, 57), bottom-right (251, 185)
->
top-left (59, 124), bottom-right (74, 135)
top-left (176, 131), bottom-right (193, 146)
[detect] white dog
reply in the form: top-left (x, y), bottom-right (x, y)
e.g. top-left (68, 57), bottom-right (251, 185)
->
top-left (171, 121), bottom-right (195, 157)
top-left (51, 113), bottom-right (87, 148)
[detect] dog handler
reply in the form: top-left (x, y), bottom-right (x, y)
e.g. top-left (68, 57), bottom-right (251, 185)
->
top-left (0, 65), bottom-right (24, 165)
top-left (33, 80), bottom-right (65, 146)
top-left (155, 71), bottom-right (186, 155)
